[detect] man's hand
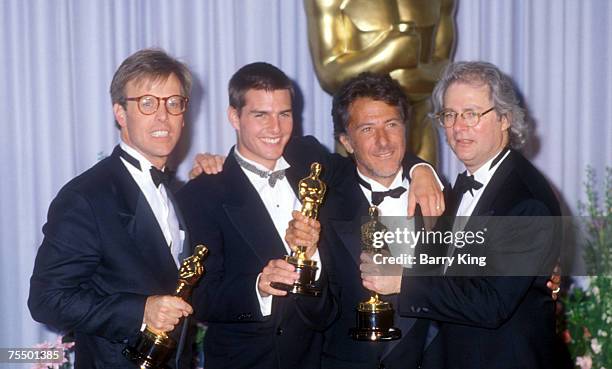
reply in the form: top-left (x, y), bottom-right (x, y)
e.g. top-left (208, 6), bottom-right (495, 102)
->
top-left (257, 259), bottom-right (299, 298)
top-left (144, 295), bottom-right (193, 332)
top-left (360, 251), bottom-right (402, 295)
top-left (285, 210), bottom-right (320, 259)
top-left (547, 264), bottom-right (561, 300)
top-left (189, 153), bottom-right (226, 179)
top-left (408, 165), bottom-right (444, 217)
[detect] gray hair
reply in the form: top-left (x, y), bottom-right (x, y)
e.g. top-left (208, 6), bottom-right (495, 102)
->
top-left (431, 61), bottom-right (528, 148)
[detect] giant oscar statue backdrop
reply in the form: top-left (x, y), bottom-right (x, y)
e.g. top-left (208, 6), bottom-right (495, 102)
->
top-left (304, 0), bottom-right (455, 165)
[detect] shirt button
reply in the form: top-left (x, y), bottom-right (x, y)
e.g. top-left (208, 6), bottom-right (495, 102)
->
top-left (276, 327), bottom-right (283, 335)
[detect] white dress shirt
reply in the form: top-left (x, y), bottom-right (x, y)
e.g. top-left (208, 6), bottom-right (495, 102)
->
top-left (119, 142), bottom-right (183, 267)
top-left (444, 149), bottom-right (511, 273)
top-left (357, 169), bottom-right (418, 264)
top-left (455, 149), bottom-right (511, 218)
top-left (233, 149), bottom-right (322, 316)
top-left (356, 168), bottom-right (410, 217)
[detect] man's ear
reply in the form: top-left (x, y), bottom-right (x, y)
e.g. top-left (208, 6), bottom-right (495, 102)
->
top-left (227, 106), bottom-right (240, 131)
top-left (113, 103), bottom-right (127, 128)
top-left (338, 134), bottom-right (354, 154)
top-left (500, 113), bottom-right (511, 131)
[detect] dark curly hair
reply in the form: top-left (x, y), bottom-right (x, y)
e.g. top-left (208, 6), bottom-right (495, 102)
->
top-left (332, 72), bottom-right (410, 140)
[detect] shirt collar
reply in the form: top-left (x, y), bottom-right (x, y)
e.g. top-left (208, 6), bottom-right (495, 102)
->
top-left (233, 146), bottom-right (291, 173)
top-left (469, 149), bottom-right (511, 187)
top-left (119, 141), bottom-right (164, 172)
top-left (356, 168), bottom-right (406, 192)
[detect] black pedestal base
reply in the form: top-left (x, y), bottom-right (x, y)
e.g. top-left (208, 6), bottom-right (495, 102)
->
top-left (123, 329), bottom-right (176, 369)
top-left (350, 306), bottom-right (402, 341)
top-left (270, 256), bottom-right (321, 297)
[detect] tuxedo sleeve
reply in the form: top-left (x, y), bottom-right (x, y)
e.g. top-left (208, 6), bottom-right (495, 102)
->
top-left (398, 199), bottom-right (557, 328)
top-left (28, 188), bottom-right (146, 340)
top-left (289, 263), bottom-right (339, 331)
top-left (402, 152), bottom-right (426, 171)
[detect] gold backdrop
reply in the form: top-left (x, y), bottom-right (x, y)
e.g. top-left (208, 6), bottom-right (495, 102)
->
top-left (304, 0), bottom-right (456, 165)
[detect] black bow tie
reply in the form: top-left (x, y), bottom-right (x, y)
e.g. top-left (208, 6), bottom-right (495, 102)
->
top-left (356, 174), bottom-right (407, 206)
top-left (454, 172), bottom-right (483, 196)
top-left (233, 151), bottom-right (286, 187)
top-left (150, 167), bottom-right (173, 188)
top-left (118, 147), bottom-right (172, 188)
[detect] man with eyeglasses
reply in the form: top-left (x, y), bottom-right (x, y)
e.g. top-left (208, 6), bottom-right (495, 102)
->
top-left (29, 49), bottom-right (195, 369)
top-left (363, 61), bottom-right (561, 368)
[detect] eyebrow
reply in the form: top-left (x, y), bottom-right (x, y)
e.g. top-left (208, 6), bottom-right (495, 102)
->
top-left (443, 105), bottom-right (484, 111)
top-left (354, 117), bottom-right (401, 126)
top-left (249, 108), bottom-right (292, 114)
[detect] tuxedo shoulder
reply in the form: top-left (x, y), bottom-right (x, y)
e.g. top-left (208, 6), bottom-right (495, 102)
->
top-left (179, 171), bottom-right (223, 190)
top-left (177, 172), bottom-right (227, 203)
top-left (285, 135), bottom-right (329, 158)
top-left (55, 156), bottom-right (117, 199)
top-left (506, 152), bottom-right (561, 215)
top-left (289, 135), bottom-right (324, 148)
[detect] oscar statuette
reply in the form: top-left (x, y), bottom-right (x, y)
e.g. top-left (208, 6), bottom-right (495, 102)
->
top-left (350, 206), bottom-right (401, 341)
top-left (123, 245), bottom-right (209, 368)
top-left (270, 162), bottom-right (326, 297)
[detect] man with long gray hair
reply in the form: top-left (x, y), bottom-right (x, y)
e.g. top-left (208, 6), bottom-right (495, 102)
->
top-left (363, 61), bottom-right (561, 368)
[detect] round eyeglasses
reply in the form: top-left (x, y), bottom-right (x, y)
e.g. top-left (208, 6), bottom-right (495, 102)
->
top-left (434, 107), bottom-right (495, 128)
top-left (125, 95), bottom-right (189, 116)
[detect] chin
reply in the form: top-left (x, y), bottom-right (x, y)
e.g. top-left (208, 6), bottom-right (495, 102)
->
top-left (372, 167), bottom-right (400, 179)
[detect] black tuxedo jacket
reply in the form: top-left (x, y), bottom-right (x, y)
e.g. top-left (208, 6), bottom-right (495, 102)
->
top-left (29, 146), bottom-right (192, 369)
top-left (319, 156), bottom-right (433, 369)
top-left (399, 150), bottom-right (561, 369)
top-left (177, 136), bottom-right (343, 369)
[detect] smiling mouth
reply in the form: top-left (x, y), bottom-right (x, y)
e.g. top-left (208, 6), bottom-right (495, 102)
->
top-left (373, 151), bottom-right (394, 158)
top-left (151, 130), bottom-right (169, 138)
top-left (261, 137), bottom-right (281, 144)
top-left (455, 138), bottom-right (474, 145)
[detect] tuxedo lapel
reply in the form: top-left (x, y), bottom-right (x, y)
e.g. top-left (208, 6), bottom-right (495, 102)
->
top-left (284, 162), bottom-right (303, 200)
top-left (328, 176), bottom-right (370, 268)
top-left (109, 146), bottom-right (178, 286)
top-left (470, 151), bottom-right (516, 217)
top-left (221, 153), bottom-right (287, 265)
top-left (445, 151), bottom-right (516, 265)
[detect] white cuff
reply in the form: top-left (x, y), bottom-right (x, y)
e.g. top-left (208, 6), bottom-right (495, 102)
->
top-left (409, 163), bottom-right (444, 191)
top-left (255, 273), bottom-right (273, 316)
top-left (312, 249), bottom-right (322, 281)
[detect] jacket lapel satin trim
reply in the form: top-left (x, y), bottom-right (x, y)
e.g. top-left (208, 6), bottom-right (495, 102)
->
top-left (470, 150), bottom-right (516, 217)
top-left (109, 146), bottom-right (178, 287)
top-left (328, 174), bottom-right (371, 268)
top-left (445, 151), bottom-right (516, 263)
top-left (221, 152), bottom-right (287, 265)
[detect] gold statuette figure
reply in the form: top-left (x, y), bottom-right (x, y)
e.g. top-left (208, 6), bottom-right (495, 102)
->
top-left (123, 245), bottom-right (209, 369)
top-left (350, 206), bottom-right (401, 341)
top-left (271, 162), bottom-right (326, 296)
top-left (304, 0), bottom-right (456, 164)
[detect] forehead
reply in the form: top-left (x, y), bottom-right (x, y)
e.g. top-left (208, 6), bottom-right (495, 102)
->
top-left (243, 88), bottom-right (292, 108)
top-left (443, 81), bottom-right (491, 108)
top-left (348, 98), bottom-right (401, 122)
top-left (125, 73), bottom-right (182, 94)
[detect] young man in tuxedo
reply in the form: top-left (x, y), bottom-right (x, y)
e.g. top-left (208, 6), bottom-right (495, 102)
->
top-left (363, 61), bottom-right (561, 369)
top-left (29, 49), bottom-right (195, 368)
top-left (178, 63), bottom-right (444, 369)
